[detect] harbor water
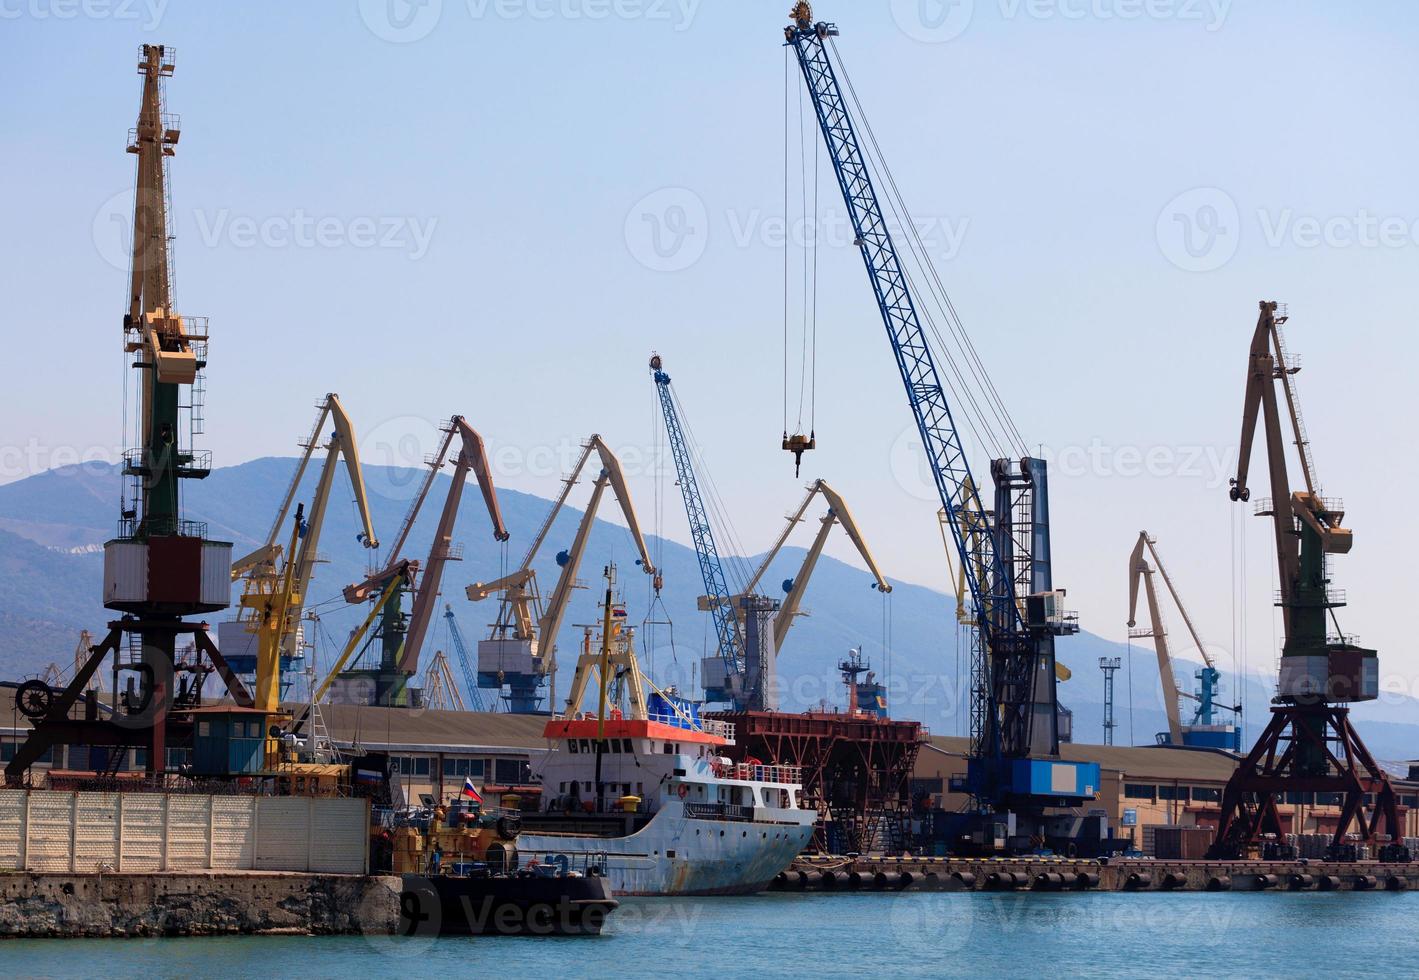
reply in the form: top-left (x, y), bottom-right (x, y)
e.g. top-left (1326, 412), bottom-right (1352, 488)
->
top-left (3, 891), bottom-right (1415, 977)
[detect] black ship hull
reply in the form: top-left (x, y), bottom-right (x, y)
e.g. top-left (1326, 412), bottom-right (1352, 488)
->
top-left (399, 872), bottom-right (618, 936)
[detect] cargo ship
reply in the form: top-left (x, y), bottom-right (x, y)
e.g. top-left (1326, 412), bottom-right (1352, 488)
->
top-left (515, 569), bottom-right (817, 896)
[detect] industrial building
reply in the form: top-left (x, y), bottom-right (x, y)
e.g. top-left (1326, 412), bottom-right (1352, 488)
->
top-left (10, 687), bottom-right (1417, 858)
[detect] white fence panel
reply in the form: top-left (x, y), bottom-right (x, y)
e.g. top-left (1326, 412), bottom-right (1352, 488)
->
top-left (73, 792), bottom-right (120, 871)
top-left (26, 792), bottom-right (75, 871)
top-left (0, 790), bottom-right (25, 870)
top-left (255, 798), bottom-right (311, 871)
top-left (0, 791), bottom-right (367, 874)
top-left (118, 793), bottom-right (166, 871)
top-left (210, 796), bottom-right (256, 869)
top-left (309, 798), bottom-right (368, 874)
top-left (166, 795), bottom-right (212, 870)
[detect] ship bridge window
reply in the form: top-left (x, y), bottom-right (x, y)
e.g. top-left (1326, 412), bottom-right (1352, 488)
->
top-left (568, 740), bottom-right (580, 754)
top-left (663, 742), bottom-right (678, 755)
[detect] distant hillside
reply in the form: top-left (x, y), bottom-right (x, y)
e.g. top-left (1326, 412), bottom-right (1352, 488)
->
top-left (2, 459), bottom-right (1416, 759)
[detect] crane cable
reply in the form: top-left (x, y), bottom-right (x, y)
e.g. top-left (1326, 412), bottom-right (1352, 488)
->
top-left (828, 38), bottom-right (1028, 461)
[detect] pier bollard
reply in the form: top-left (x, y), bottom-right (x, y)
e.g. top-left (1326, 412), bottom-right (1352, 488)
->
top-left (1074, 871), bottom-right (1100, 890)
top-left (1353, 875), bottom-right (1378, 891)
top-left (1316, 874), bottom-right (1341, 891)
top-left (1288, 873), bottom-right (1315, 890)
top-left (1385, 875), bottom-right (1407, 891)
top-left (1124, 872), bottom-right (1152, 891)
top-left (1032, 872), bottom-right (1065, 891)
top-left (1205, 875), bottom-right (1231, 892)
top-left (1253, 874), bottom-right (1278, 890)
top-left (1161, 872), bottom-right (1187, 891)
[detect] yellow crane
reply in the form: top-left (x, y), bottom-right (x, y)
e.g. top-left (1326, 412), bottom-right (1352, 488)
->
top-left (467, 434), bottom-right (659, 713)
top-left (737, 479), bottom-right (891, 655)
top-left (227, 394), bottom-right (379, 686)
top-left (338, 416), bottom-right (507, 706)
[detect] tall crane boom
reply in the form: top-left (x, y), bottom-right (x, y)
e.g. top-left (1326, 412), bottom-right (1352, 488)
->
top-left (784, 6), bottom-right (1097, 844)
top-left (649, 355), bottom-right (747, 698)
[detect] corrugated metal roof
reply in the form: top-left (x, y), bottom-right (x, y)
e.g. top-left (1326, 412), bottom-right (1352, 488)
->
top-left (925, 735), bottom-right (1241, 782)
top-left (310, 703), bottom-right (548, 751)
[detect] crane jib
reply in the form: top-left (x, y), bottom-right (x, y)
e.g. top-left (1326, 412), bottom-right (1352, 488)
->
top-left (783, 22), bottom-right (1018, 639)
top-left (651, 366), bottom-right (746, 675)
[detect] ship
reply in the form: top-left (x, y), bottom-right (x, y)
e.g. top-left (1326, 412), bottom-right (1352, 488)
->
top-left (515, 567), bottom-right (817, 896)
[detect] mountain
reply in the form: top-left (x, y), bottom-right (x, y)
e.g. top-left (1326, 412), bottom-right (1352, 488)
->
top-left (1, 459), bottom-right (1416, 759)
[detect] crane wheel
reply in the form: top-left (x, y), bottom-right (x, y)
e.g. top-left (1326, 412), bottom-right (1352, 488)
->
top-left (15, 679), bottom-right (53, 719)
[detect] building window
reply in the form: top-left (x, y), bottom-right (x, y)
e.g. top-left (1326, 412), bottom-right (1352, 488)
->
top-left (198, 722), bottom-right (211, 737)
top-left (494, 758), bottom-right (528, 785)
top-left (414, 757), bottom-right (430, 777)
top-left (1124, 783), bottom-right (1156, 801)
top-left (0, 743), bottom-right (13, 763)
top-left (1158, 786), bottom-right (1188, 802)
top-left (1191, 786), bottom-right (1221, 803)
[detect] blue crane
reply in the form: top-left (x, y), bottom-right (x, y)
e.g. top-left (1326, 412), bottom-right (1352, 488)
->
top-left (784, 4), bottom-right (1101, 848)
top-left (443, 604), bottom-right (488, 712)
top-left (649, 354), bottom-right (749, 706)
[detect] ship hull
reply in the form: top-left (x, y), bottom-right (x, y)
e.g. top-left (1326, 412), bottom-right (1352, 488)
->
top-left (517, 802), bottom-right (815, 897)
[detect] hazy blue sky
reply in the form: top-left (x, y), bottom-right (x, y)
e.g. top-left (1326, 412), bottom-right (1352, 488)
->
top-left (4, 2), bottom-right (1418, 696)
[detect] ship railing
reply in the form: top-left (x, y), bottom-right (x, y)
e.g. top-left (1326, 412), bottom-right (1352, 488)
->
top-left (710, 760), bottom-right (803, 785)
top-left (682, 801), bottom-right (754, 822)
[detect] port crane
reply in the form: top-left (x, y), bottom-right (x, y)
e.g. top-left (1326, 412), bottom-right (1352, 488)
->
top-left (1210, 302), bottom-right (1401, 860)
top-left (442, 605), bottom-right (488, 712)
top-left (739, 479), bottom-right (892, 658)
top-left (784, 4), bottom-right (1099, 853)
top-left (6, 46), bottom-right (258, 787)
top-left (649, 354), bottom-right (750, 707)
top-left (225, 393), bottom-right (379, 695)
top-left (1127, 531), bottom-right (1240, 750)
top-left (336, 416), bottom-right (508, 707)
top-left (466, 435), bottom-right (659, 713)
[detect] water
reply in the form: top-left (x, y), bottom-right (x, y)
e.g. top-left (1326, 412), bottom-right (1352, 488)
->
top-left (4, 891), bottom-right (1415, 978)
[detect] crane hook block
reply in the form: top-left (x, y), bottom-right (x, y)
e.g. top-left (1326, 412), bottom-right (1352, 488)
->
top-left (782, 431), bottom-right (816, 477)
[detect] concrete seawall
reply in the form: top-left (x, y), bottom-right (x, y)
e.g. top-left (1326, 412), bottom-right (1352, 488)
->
top-left (774, 856), bottom-right (1419, 893)
top-left (0, 872), bottom-right (400, 938)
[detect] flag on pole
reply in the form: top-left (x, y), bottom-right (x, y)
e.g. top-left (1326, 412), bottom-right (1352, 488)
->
top-left (462, 777), bottom-right (483, 804)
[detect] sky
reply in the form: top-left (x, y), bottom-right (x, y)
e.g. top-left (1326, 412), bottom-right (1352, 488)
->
top-left (3, 1), bottom-right (1419, 695)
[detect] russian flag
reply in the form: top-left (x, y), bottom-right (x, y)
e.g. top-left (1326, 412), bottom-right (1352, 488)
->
top-left (462, 777), bottom-right (483, 804)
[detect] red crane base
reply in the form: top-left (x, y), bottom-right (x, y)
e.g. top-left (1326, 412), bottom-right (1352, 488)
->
top-left (1208, 702), bottom-right (1402, 860)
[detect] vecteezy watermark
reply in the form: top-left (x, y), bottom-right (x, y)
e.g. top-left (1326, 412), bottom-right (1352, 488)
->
top-left (358, 0), bottom-right (700, 43)
top-left (356, 414), bottom-right (676, 501)
top-left (889, 427), bottom-right (1233, 502)
top-left (1158, 187), bottom-right (1419, 272)
top-left (995, 0), bottom-right (1230, 30)
top-left (623, 187), bottom-right (969, 273)
top-left (890, 0), bottom-right (1229, 42)
top-left (1156, 186), bottom-right (1240, 273)
top-left (0, 0), bottom-right (168, 30)
top-left (890, 0), bottom-right (975, 43)
top-left (0, 438), bottom-right (121, 483)
top-left (623, 187), bottom-right (709, 273)
top-left (92, 189), bottom-right (437, 270)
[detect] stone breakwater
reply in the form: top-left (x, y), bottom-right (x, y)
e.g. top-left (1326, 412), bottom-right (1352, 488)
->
top-left (0, 872), bottom-right (401, 938)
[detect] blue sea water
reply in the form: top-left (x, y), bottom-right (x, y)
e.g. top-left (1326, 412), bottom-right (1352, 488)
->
top-left (3, 891), bottom-right (1414, 978)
